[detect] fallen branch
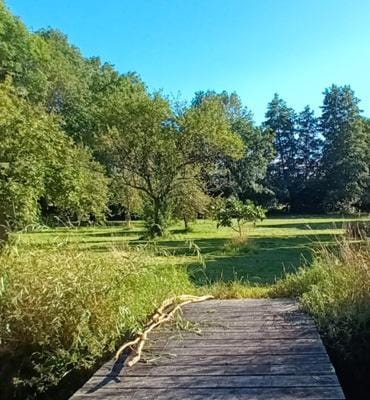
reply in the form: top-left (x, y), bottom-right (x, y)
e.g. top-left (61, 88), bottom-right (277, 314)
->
top-left (115, 294), bottom-right (213, 366)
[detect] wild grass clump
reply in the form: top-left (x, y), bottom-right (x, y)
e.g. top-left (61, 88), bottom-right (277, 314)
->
top-left (223, 235), bottom-right (254, 254)
top-left (272, 237), bottom-right (370, 397)
top-left (0, 244), bottom-right (192, 399)
top-left (203, 281), bottom-right (269, 299)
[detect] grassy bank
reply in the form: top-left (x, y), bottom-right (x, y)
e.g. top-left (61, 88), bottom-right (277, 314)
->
top-left (273, 237), bottom-right (370, 399)
top-left (0, 244), bottom-right (193, 399)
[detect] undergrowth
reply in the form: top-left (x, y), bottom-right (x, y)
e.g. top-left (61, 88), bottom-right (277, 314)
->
top-left (0, 244), bottom-right (193, 399)
top-left (272, 237), bottom-right (370, 399)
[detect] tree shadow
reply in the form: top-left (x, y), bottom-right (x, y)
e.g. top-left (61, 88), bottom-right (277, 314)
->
top-left (186, 234), bottom-right (335, 286)
top-left (85, 230), bottom-right (143, 238)
top-left (260, 222), bottom-right (343, 230)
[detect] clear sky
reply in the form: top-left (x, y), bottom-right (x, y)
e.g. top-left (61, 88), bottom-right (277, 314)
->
top-left (5, 0), bottom-right (370, 123)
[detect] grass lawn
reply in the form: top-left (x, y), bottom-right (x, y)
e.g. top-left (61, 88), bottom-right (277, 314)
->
top-left (17, 215), bottom-right (370, 288)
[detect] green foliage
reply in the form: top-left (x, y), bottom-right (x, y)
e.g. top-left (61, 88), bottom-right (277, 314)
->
top-left (108, 173), bottom-right (143, 226)
top-left (0, 244), bottom-right (193, 398)
top-left (172, 174), bottom-right (210, 230)
top-left (215, 198), bottom-right (266, 236)
top-left (192, 91), bottom-right (274, 203)
top-left (263, 93), bottom-right (297, 206)
top-left (272, 237), bottom-right (370, 395)
top-left (101, 93), bottom-right (244, 236)
top-left (320, 85), bottom-right (369, 212)
top-left (0, 79), bottom-right (108, 230)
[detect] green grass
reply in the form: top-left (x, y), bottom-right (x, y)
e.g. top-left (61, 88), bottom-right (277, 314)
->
top-left (0, 244), bottom-right (193, 399)
top-left (18, 215), bottom-right (369, 287)
top-left (4, 215), bottom-right (370, 399)
top-left (272, 236), bottom-right (370, 399)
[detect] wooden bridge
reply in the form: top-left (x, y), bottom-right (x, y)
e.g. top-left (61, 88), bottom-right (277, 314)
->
top-left (71, 299), bottom-right (345, 399)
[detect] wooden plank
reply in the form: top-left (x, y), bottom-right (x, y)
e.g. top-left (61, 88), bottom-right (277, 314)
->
top-left (149, 338), bottom-right (322, 347)
top-left (154, 329), bottom-right (320, 339)
top-left (102, 353), bottom-right (331, 367)
top-left (80, 374), bottom-right (342, 390)
top-left (71, 386), bottom-right (345, 399)
top-left (101, 354), bottom-right (331, 369)
top-left (70, 299), bottom-right (345, 399)
top-left (145, 344), bottom-right (326, 355)
top-left (95, 362), bottom-right (335, 377)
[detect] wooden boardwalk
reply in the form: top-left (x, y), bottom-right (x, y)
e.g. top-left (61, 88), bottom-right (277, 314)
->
top-left (71, 299), bottom-right (345, 399)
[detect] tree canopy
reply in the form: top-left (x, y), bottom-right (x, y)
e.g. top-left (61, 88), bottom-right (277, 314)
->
top-left (1, 0), bottom-right (370, 242)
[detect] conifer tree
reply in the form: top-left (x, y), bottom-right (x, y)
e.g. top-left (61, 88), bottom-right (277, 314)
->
top-left (320, 85), bottom-right (368, 211)
top-left (263, 94), bottom-right (297, 206)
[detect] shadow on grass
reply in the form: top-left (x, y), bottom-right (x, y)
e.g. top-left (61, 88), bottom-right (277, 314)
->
top-left (84, 230), bottom-right (143, 238)
top-left (260, 222), bottom-right (344, 230)
top-left (186, 234), bottom-right (335, 286)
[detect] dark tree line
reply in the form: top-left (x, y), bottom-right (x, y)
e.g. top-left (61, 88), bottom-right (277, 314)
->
top-left (263, 88), bottom-right (370, 213)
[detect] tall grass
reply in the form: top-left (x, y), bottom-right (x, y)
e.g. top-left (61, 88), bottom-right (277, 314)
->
top-left (272, 236), bottom-right (370, 398)
top-left (0, 244), bottom-right (193, 399)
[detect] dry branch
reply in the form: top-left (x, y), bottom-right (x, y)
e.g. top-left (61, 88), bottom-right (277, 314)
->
top-left (115, 294), bottom-right (213, 366)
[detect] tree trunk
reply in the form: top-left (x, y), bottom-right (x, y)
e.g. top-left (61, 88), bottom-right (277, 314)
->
top-left (184, 217), bottom-right (189, 231)
top-left (125, 210), bottom-right (131, 229)
top-left (152, 199), bottom-right (163, 237)
top-left (0, 211), bottom-right (8, 246)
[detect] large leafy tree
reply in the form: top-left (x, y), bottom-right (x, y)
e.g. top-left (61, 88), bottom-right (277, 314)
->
top-left (0, 79), bottom-right (108, 243)
top-left (102, 93), bottom-right (244, 236)
top-left (320, 85), bottom-right (369, 211)
top-left (263, 94), bottom-right (297, 206)
top-left (0, 1), bottom-right (47, 98)
top-left (193, 91), bottom-right (274, 204)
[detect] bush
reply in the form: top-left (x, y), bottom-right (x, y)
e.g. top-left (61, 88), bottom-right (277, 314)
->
top-left (272, 238), bottom-right (370, 398)
top-left (0, 244), bottom-right (192, 399)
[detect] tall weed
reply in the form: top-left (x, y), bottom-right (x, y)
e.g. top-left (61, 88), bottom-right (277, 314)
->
top-left (272, 237), bottom-right (370, 398)
top-left (0, 244), bottom-right (192, 398)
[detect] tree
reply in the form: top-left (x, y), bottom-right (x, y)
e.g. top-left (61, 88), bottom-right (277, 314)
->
top-left (109, 173), bottom-right (142, 228)
top-left (0, 1), bottom-right (46, 99)
top-left (0, 78), bottom-right (108, 243)
top-left (263, 94), bottom-right (297, 207)
top-left (193, 91), bottom-right (274, 205)
top-left (172, 174), bottom-right (210, 230)
top-left (296, 106), bottom-right (321, 183)
top-left (215, 198), bottom-right (266, 237)
top-left (361, 118), bottom-right (370, 211)
top-left (320, 85), bottom-right (369, 211)
top-left (227, 127), bottom-right (275, 205)
top-left (291, 106), bottom-right (322, 212)
top-left (101, 94), bottom-right (244, 236)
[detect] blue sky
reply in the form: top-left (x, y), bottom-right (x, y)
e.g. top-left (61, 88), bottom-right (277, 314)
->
top-left (6, 0), bottom-right (370, 123)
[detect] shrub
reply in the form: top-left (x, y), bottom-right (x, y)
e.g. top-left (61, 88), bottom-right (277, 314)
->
top-left (272, 238), bottom-right (370, 397)
top-left (0, 244), bottom-right (192, 398)
top-left (215, 198), bottom-right (266, 237)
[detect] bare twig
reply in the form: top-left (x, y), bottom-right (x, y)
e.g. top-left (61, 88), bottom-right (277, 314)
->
top-left (115, 294), bottom-right (213, 366)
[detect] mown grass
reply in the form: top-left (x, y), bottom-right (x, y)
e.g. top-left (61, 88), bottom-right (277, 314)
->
top-left (2, 215), bottom-right (370, 399)
top-left (18, 216), bottom-right (367, 287)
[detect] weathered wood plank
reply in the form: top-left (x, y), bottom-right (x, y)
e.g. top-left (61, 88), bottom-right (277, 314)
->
top-left (72, 386), bottom-right (345, 399)
top-left (145, 343), bottom-right (326, 355)
top-left (157, 328), bottom-right (320, 338)
top-left (102, 353), bottom-right (331, 368)
top-left (80, 374), bottom-right (342, 390)
top-left (149, 338), bottom-right (322, 348)
top-left (70, 299), bottom-right (345, 399)
top-left (95, 362), bottom-right (335, 377)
